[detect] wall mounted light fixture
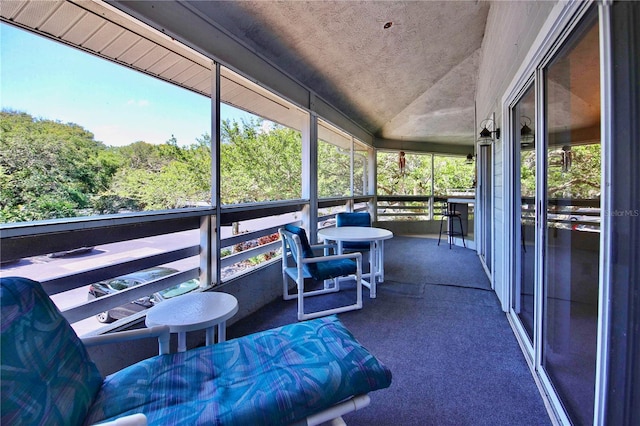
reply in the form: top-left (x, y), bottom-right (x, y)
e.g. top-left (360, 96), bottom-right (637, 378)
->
top-left (466, 153), bottom-right (474, 164)
top-left (561, 145), bottom-right (572, 172)
top-left (477, 114), bottom-right (500, 146)
top-left (520, 116), bottom-right (534, 148)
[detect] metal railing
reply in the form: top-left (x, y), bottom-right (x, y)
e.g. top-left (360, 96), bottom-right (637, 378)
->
top-left (0, 197), bottom-right (375, 329)
top-left (377, 196), bottom-right (433, 221)
top-left (520, 197), bottom-right (601, 232)
top-left (1, 193), bottom-right (486, 331)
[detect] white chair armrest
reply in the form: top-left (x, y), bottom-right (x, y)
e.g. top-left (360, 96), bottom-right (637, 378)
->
top-left (81, 325), bottom-right (171, 355)
top-left (310, 243), bottom-right (337, 250)
top-left (310, 243), bottom-right (338, 255)
top-left (301, 251), bottom-right (362, 265)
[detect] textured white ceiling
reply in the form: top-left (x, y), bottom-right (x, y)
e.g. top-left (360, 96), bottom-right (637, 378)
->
top-left (187, 0), bottom-right (490, 146)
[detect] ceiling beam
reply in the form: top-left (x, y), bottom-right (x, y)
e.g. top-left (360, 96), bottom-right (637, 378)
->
top-left (374, 138), bottom-right (474, 155)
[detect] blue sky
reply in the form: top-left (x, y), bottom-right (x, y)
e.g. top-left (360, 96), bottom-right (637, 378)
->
top-left (0, 23), bottom-right (252, 147)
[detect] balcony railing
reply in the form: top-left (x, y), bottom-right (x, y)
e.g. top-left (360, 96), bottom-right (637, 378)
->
top-left (0, 192), bottom-right (505, 335)
top-left (377, 195), bottom-right (433, 221)
top-left (521, 197), bottom-right (601, 232)
top-left (0, 197), bottom-right (377, 334)
top-left (377, 195), bottom-right (476, 223)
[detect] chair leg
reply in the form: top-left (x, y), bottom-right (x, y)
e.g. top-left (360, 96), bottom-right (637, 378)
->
top-left (283, 270), bottom-right (296, 300)
top-left (438, 216), bottom-right (445, 246)
top-left (282, 269), bottom-right (288, 300)
top-left (296, 261), bottom-right (363, 321)
top-left (457, 215), bottom-right (466, 248)
top-left (378, 240), bottom-right (384, 282)
top-left (297, 277), bottom-right (305, 320)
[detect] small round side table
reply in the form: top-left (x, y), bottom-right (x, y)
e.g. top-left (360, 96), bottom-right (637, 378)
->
top-left (145, 292), bottom-right (238, 352)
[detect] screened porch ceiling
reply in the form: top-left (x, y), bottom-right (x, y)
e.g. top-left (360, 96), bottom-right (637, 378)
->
top-left (1, 0), bottom-right (491, 149)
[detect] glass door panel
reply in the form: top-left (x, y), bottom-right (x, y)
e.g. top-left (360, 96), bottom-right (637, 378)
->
top-left (512, 84), bottom-right (536, 344)
top-left (542, 8), bottom-right (600, 425)
top-left (478, 144), bottom-right (492, 271)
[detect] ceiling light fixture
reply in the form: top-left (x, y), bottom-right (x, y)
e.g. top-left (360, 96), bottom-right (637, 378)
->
top-left (383, 22), bottom-right (393, 29)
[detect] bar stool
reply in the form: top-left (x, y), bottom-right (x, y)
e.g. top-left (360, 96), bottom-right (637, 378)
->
top-left (438, 202), bottom-right (466, 249)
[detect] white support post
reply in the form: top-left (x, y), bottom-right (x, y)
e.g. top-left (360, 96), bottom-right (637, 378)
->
top-left (303, 111), bottom-right (319, 243)
top-left (369, 148), bottom-right (377, 221)
top-left (210, 62), bottom-right (222, 285)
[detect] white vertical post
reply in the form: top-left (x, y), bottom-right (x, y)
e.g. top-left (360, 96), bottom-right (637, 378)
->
top-left (302, 110), bottom-right (318, 243)
top-left (207, 62), bottom-right (221, 285)
top-left (350, 136), bottom-right (355, 197)
top-left (369, 148), bottom-right (377, 221)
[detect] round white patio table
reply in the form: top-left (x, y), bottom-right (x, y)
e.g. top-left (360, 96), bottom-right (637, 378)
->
top-left (145, 292), bottom-right (238, 352)
top-left (317, 226), bottom-right (393, 298)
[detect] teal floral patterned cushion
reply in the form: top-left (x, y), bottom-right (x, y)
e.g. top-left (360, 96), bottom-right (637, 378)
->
top-left (1, 277), bottom-right (103, 425)
top-left (1, 277), bottom-right (391, 426)
top-left (85, 315), bottom-right (392, 425)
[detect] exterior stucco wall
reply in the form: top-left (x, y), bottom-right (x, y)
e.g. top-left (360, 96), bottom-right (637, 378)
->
top-left (475, 0), bottom-right (557, 307)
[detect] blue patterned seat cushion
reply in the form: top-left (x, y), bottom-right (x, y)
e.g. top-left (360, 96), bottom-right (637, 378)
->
top-left (1, 277), bottom-right (103, 426)
top-left (86, 315), bottom-right (392, 425)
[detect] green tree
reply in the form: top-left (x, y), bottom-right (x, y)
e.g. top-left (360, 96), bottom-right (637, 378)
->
top-left (547, 144), bottom-right (600, 199)
top-left (0, 110), bottom-right (110, 221)
top-left (2, 109), bottom-right (486, 223)
top-left (433, 155), bottom-right (475, 195)
top-left (220, 118), bottom-right (301, 204)
top-left (109, 136), bottom-right (211, 210)
top-left (376, 151), bottom-right (434, 196)
top-left (318, 140), bottom-right (351, 198)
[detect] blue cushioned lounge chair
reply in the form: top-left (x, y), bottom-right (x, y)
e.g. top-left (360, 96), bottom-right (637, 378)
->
top-left (280, 224), bottom-right (363, 321)
top-left (1, 276), bottom-right (391, 426)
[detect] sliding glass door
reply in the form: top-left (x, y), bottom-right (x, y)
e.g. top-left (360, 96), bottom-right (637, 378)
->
top-left (478, 143), bottom-right (492, 275)
top-left (541, 8), bottom-right (601, 424)
top-left (511, 83), bottom-right (536, 347)
top-left (509, 5), bottom-right (602, 425)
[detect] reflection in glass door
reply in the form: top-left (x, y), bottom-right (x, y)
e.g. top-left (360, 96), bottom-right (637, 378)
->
top-left (542, 8), bottom-right (600, 425)
top-left (511, 84), bottom-right (536, 345)
top-left (478, 144), bottom-right (492, 274)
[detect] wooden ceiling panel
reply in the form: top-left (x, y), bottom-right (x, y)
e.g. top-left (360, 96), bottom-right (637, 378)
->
top-left (0, 1), bottom-right (26, 20)
top-left (148, 50), bottom-right (183, 76)
top-left (38, 1), bottom-right (80, 36)
top-left (116, 36), bottom-right (154, 64)
top-left (162, 59), bottom-right (196, 81)
top-left (100, 29), bottom-right (141, 59)
top-left (171, 63), bottom-right (207, 85)
top-left (63, 10), bottom-right (103, 46)
top-left (132, 44), bottom-right (171, 71)
top-left (82, 21), bottom-right (124, 53)
top-left (187, 69), bottom-right (212, 95)
top-left (11, 0), bottom-right (61, 29)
